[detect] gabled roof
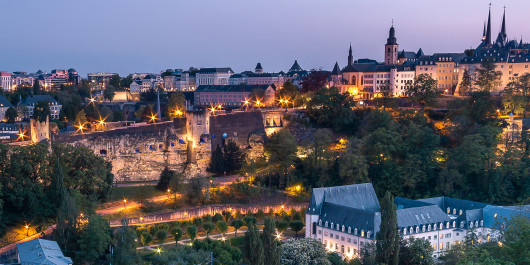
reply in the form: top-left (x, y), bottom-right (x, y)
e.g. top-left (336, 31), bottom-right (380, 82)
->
top-left (308, 183), bottom-right (380, 215)
top-left (483, 205), bottom-right (530, 229)
top-left (398, 50), bottom-right (417, 59)
top-left (17, 239), bottom-right (72, 265)
top-left (19, 95), bottom-right (59, 106)
top-left (396, 205), bottom-right (451, 229)
top-left (0, 95), bottom-right (14, 108)
top-left (319, 202), bottom-right (380, 238)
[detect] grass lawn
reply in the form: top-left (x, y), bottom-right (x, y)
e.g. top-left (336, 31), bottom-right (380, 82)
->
top-left (0, 225), bottom-right (41, 248)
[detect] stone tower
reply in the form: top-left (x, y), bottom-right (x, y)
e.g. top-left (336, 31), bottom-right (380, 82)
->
top-left (385, 24), bottom-right (399, 65)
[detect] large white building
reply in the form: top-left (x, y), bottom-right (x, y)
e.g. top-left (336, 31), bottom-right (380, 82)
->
top-left (0, 72), bottom-right (13, 91)
top-left (196, 68), bottom-right (233, 86)
top-left (305, 183), bottom-right (529, 260)
top-left (18, 95), bottom-right (62, 120)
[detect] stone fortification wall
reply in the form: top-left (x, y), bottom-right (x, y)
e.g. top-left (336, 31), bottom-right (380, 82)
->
top-left (55, 118), bottom-right (211, 181)
top-left (209, 111), bottom-right (266, 151)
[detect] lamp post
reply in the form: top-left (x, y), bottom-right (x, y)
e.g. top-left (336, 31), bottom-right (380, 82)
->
top-left (25, 225), bottom-right (29, 236)
top-left (123, 199), bottom-right (127, 209)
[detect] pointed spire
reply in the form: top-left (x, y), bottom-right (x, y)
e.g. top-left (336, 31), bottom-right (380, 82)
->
top-left (501, 6), bottom-right (507, 39)
top-left (348, 44), bottom-right (354, 66)
top-left (331, 62), bottom-right (341, 75)
top-left (416, 48), bottom-right (424, 58)
top-left (386, 23), bottom-right (397, 45)
top-left (289, 60), bottom-right (302, 72)
top-left (485, 4), bottom-right (492, 45)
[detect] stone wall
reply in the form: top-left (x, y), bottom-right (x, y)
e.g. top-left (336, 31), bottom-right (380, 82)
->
top-left (54, 119), bottom-right (211, 181)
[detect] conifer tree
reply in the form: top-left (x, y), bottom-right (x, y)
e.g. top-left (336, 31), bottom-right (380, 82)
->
top-left (156, 166), bottom-right (173, 191)
top-left (376, 191), bottom-right (400, 265)
top-left (243, 224), bottom-right (264, 265)
top-left (208, 145), bottom-right (225, 174)
top-left (261, 218), bottom-right (280, 265)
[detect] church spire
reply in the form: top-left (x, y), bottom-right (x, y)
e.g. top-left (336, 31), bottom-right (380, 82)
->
top-left (348, 43), bottom-right (353, 66)
top-left (482, 21), bottom-right (486, 41)
top-left (485, 4), bottom-right (492, 45)
top-left (500, 6), bottom-right (507, 40)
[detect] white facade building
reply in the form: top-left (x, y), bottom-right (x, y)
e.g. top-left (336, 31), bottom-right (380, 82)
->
top-left (305, 183), bottom-right (529, 260)
top-left (196, 68), bottom-right (233, 86)
top-left (0, 72), bottom-right (13, 91)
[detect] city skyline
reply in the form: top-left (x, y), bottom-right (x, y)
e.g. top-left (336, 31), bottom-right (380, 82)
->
top-left (1, 0), bottom-right (529, 76)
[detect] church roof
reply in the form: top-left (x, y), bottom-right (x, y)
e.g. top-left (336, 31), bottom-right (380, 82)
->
top-left (331, 62), bottom-right (341, 75)
top-left (255, 62), bottom-right (263, 70)
top-left (289, 60), bottom-right (303, 72)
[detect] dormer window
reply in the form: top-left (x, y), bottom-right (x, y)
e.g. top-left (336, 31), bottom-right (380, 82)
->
top-left (319, 220), bottom-right (322, 226)
top-left (480, 220), bottom-right (483, 227)
top-left (342, 225), bottom-right (345, 232)
top-left (446, 222), bottom-right (450, 229)
top-left (367, 231), bottom-right (371, 238)
top-left (459, 210), bottom-right (463, 215)
top-left (348, 227), bottom-right (351, 233)
top-left (416, 227), bottom-right (419, 233)
top-left (410, 227), bottom-right (413, 234)
top-left (453, 208), bottom-right (456, 214)
top-left (460, 221), bottom-right (464, 228)
top-left (403, 228), bottom-right (407, 235)
top-left (361, 230), bottom-right (365, 237)
top-left (434, 224), bottom-right (437, 230)
top-left (475, 221), bottom-right (478, 227)
top-left (336, 224), bottom-right (339, 230)
top-left (331, 222), bottom-right (334, 228)
top-left (428, 225), bottom-right (431, 232)
top-left (422, 225), bottom-right (426, 232)
top-left (470, 222), bottom-right (474, 228)
top-left (354, 228), bottom-right (358, 235)
top-left (325, 221), bottom-right (328, 228)
top-left (447, 207), bottom-right (450, 214)
top-left (453, 221), bottom-right (456, 228)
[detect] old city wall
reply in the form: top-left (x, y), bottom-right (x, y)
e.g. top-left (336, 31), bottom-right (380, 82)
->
top-left (52, 110), bottom-right (285, 181)
top-left (54, 118), bottom-right (211, 182)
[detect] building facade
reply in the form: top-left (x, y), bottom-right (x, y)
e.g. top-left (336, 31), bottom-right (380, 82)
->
top-left (0, 72), bottom-right (12, 91)
top-left (87, 72), bottom-right (118, 90)
top-left (194, 84), bottom-right (275, 107)
top-left (196, 68), bottom-right (234, 86)
top-left (305, 183), bottom-right (528, 260)
top-left (18, 95), bottom-right (62, 120)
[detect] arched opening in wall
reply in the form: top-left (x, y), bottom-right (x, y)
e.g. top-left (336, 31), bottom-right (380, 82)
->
top-left (100, 149), bottom-right (107, 156)
top-left (179, 138), bottom-right (185, 144)
top-left (149, 145), bottom-right (156, 151)
top-left (170, 142), bottom-right (175, 147)
top-left (134, 148), bottom-right (141, 153)
top-left (158, 144), bottom-right (163, 149)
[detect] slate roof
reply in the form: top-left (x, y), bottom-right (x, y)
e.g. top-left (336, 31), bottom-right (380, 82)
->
top-left (0, 95), bottom-right (13, 108)
top-left (331, 62), bottom-right (341, 75)
top-left (319, 202), bottom-right (380, 238)
top-left (483, 205), bottom-right (530, 229)
top-left (432, 53), bottom-right (466, 63)
top-left (398, 50), bottom-right (417, 59)
top-left (195, 84), bottom-right (271, 93)
top-left (342, 63), bottom-right (414, 73)
top-left (289, 60), bottom-right (303, 72)
top-left (198, 67), bottom-right (234, 74)
top-left (255, 62), bottom-right (263, 70)
top-left (19, 95), bottom-right (59, 106)
top-left (17, 239), bottom-right (72, 265)
top-left (397, 205), bottom-right (451, 229)
top-left (308, 183), bottom-right (380, 215)
top-left (418, 197), bottom-right (489, 211)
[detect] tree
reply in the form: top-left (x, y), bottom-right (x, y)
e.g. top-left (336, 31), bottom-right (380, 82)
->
top-left (338, 139), bottom-right (369, 184)
top-left (276, 220), bottom-right (289, 233)
top-left (216, 221), bottom-right (228, 237)
top-left (289, 220), bottom-right (304, 237)
top-left (280, 238), bottom-right (331, 265)
top-left (141, 232), bottom-right (153, 247)
top-left (306, 87), bottom-right (357, 132)
top-left (399, 237), bottom-right (434, 265)
top-left (174, 227), bottom-right (183, 244)
top-left (406, 74), bottom-right (440, 108)
top-left (5, 107), bottom-right (17, 123)
top-left (262, 218), bottom-right (280, 265)
top-left (222, 210), bottom-right (232, 222)
top-left (166, 92), bottom-right (186, 119)
top-left (375, 191), bottom-right (400, 265)
top-left (186, 178), bottom-right (204, 204)
top-left (33, 79), bottom-right (41, 95)
top-left (208, 145), bottom-right (225, 174)
top-left (193, 217), bottom-right (203, 228)
top-left (77, 215), bottom-right (112, 263)
top-left (33, 101), bottom-right (51, 122)
top-left (311, 129), bottom-right (333, 180)
top-left (156, 166), bottom-right (173, 191)
top-left (186, 225), bottom-right (197, 243)
top-left (223, 139), bottom-right (244, 173)
top-left (300, 70), bottom-right (330, 93)
top-left (504, 73), bottom-right (530, 118)
top-left (103, 86), bottom-right (116, 101)
top-left (168, 172), bottom-right (183, 209)
top-left (278, 81), bottom-right (302, 107)
top-left (109, 74), bottom-right (121, 89)
top-left (213, 213), bottom-right (223, 223)
top-left (266, 129), bottom-right (297, 187)
top-left (459, 68), bottom-right (473, 95)
top-left (475, 58), bottom-right (502, 92)
top-left (155, 229), bottom-right (167, 242)
top-left (111, 219), bottom-right (139, 265)
top-left (48, 160), bottom-right (68, 213)
top-left (243, 224), bottom-right (264, 265)
top-left (231, 219), bottom-right (243, 237)
top-left (74, 109), bottom-right (87, 127)
top-left (202, 222), bottom-right (215, 238)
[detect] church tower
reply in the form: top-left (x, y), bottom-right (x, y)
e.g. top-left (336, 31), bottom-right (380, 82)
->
top-left (385, 24), bottom-right (398, 65)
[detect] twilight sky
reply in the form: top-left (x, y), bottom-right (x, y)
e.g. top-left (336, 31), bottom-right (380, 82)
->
top-left (0, 0), bottom-right (529, 76)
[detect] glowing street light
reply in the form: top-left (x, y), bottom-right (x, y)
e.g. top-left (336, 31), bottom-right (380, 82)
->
top-left (339, 138), bottom-right (346, 145)
top-left (123, 199), bottom-right (127, 209)
top-left (150, 114), bottom-right (157, 123)
top-left (25, 224), bottom-right (29, 236)
top-left (156, 248), bottom-right (162, 254)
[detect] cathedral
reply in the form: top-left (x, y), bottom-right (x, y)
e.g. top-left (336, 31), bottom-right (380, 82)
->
top-left (458, 7), bottom-right (530, 94)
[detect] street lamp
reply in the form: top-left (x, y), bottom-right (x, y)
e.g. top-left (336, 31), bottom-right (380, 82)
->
top-left (25, 225), bottom-right (29, 236)
top-left (123, 199), bottom-right (127, 209)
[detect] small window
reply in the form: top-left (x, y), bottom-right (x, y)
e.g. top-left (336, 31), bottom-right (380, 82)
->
top-left (134, 148), bottom-right (140, 153)
top-left (170, 142), bottom-right (175, 147)
top-left (100, 150), bottom-right (107, 155)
